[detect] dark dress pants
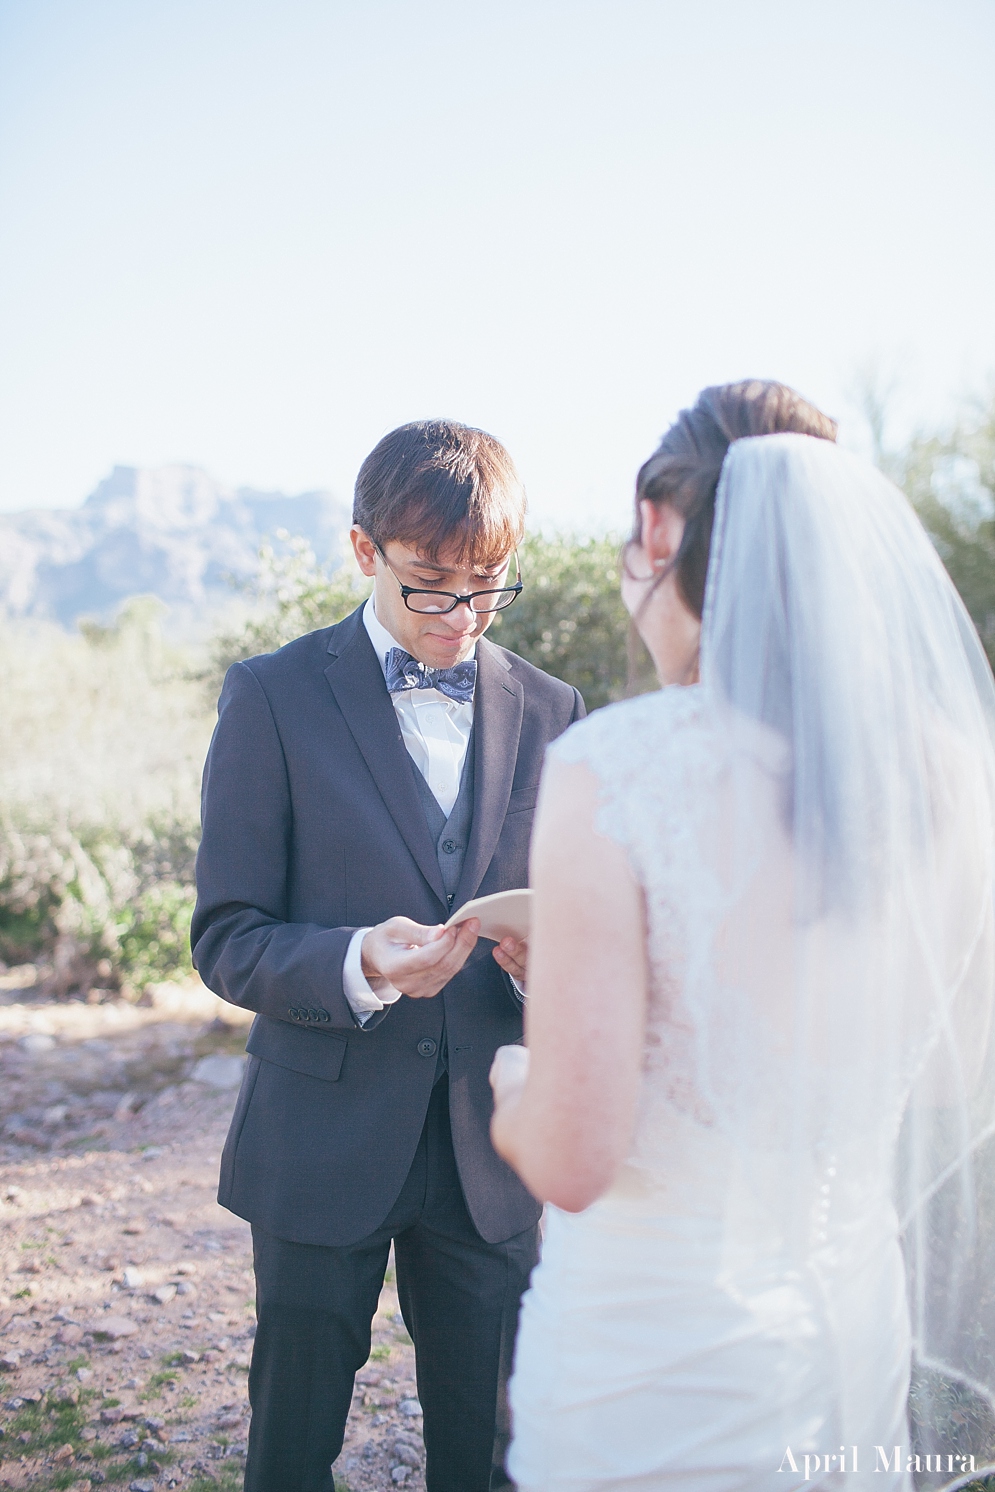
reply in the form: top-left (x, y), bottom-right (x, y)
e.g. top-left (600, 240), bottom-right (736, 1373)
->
top-left (244, 1076), bottom-right (540, 1492)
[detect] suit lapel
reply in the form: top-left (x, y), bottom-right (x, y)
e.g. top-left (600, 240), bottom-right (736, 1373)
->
top-left (455, 636), bottom-right (524, 907)
top-left (324, 610), bottom-right (449, 909)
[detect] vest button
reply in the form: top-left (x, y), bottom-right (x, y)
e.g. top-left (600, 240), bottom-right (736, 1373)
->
top-left (417, 1038), bottom-right (438, 1058)
top-left (441, 839), bottom-right (458, 854)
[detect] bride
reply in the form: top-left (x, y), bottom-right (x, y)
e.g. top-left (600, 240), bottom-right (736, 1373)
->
top-left (490, 381), bottom-right (995, 1491)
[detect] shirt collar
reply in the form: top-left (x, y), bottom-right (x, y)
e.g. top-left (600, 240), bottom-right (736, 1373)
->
top-left (362, 595), bottom-right (477, 682)
top-left (363, 596), bottom-right (402, 680)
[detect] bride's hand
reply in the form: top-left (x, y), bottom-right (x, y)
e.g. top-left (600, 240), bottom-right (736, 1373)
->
top-left (489, 1044), bottom-right (530, 1111)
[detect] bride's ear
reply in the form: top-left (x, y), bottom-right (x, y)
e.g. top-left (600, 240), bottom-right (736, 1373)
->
top-left (639, 500), bottom-right (685, 570)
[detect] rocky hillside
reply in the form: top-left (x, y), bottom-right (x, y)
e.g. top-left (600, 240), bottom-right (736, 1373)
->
top-left (0, 466), bottom-right (349, 631)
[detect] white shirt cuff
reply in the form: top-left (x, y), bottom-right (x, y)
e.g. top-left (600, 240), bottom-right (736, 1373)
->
top-left (342, 927), bottom-right (403, 1027)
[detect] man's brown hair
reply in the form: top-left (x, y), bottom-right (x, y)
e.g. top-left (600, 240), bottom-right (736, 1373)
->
top-left (353, 420), bottom-right (526, 566)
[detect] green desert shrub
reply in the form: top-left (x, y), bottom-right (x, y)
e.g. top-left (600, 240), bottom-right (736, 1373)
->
top-left (490, 532), bottom-right (654, 710)
top-left (0, 597), bottom-right (213, 992)
top-left (890, 391), bottom-right (995, 669)
top-left (206, 533), bottom-right (372, 697)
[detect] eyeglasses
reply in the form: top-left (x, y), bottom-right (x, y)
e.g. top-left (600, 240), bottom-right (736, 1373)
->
top-left (374, 545), bottom-right (523, 615)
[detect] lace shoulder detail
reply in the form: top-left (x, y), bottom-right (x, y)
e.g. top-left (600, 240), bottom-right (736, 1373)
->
top-left (547, 686), bottom-right (710, 873)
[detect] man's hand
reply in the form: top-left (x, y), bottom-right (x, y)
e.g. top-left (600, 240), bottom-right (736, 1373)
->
top-left (493, 936), bottom-right (527, 989)
top-left (361, 916), bottom-right (480, 1000)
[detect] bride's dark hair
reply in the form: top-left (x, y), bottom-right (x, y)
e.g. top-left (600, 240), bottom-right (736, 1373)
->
top-left (634, 380), bottom-right (838, 617)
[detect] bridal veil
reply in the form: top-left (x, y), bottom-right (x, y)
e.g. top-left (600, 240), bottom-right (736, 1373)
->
top-left (686, 433), bottom-right (995, 1486)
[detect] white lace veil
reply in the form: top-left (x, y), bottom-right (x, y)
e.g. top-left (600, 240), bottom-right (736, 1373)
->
top-left (692, 433), bottom-right (995, 1487)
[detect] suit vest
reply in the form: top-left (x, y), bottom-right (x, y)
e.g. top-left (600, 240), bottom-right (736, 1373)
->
top-left (406, 726), bottom-right (476, 1078)
top-left (407, 725), bottom-right (476, 913)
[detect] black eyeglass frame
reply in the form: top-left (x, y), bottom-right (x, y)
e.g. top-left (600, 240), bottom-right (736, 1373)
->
top-left (373, 544), bottom-right (523, 615)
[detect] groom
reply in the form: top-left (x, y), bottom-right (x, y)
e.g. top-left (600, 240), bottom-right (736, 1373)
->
top-left (191, 419), bottom-right (584, 1492)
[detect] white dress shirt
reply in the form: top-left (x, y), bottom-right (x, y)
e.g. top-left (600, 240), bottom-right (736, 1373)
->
top-left (341, 598), bottom-right (476, 1024)
top-left (363, 597), bottom-right (474, 815)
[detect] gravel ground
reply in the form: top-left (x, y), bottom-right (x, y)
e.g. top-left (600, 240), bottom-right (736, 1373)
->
top-left (0, 970), bottom-right (426, 1492)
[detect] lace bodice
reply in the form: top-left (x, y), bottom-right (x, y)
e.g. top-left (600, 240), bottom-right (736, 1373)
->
top-left (548, 686), bottom-right (728, 1162)
top-left (546, 683), bottom-right (914, 1221)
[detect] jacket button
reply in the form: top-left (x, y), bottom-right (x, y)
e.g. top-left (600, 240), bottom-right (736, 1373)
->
top-left (289, 1008), bottom-right (299, 1020)
top-left (308, 1007), bottom-right (318, 1022)
top-left (319, 1010), bottom-right (330, 1022)
top-left (417, 1038), bottom-right (438, 1058)
top-left (441, 839), bottom-right (458, 854)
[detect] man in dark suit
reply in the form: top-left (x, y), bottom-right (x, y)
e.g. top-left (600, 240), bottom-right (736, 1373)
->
top-left (191, 419), bottom-right (584, 1492)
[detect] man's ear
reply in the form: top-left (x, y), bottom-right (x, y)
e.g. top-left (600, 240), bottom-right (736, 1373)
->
top-left (351, 525), bottom-right (377, 578)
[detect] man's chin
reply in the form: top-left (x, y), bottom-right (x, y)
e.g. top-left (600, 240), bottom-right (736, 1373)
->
top-left (418, 635), bottom-right (477, 668)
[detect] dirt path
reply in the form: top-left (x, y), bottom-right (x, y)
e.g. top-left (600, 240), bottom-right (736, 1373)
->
top-left (0, 971), bottom-right (425, 1492)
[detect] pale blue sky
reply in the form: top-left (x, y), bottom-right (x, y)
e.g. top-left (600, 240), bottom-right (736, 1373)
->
top-left (0, 0), bottom-right (992, 527)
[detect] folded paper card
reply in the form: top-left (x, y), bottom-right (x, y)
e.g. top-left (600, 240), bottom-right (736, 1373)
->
top-left (444, 888), bottom-right (532, 943)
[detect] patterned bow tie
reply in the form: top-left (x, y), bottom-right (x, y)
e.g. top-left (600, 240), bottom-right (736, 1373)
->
top-left (384, 648), bottom-right (477, 704)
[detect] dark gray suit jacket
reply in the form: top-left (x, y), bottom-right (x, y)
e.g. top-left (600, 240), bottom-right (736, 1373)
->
top-left (191, 604), bottom-right (585, 1247)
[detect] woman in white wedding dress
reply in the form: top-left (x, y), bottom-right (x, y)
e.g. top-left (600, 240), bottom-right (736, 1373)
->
top-left (490, 382), bottom-right (995, 1492)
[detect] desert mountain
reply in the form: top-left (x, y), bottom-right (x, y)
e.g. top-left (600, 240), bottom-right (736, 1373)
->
top-left (0, 464), bottom-right (349, 630)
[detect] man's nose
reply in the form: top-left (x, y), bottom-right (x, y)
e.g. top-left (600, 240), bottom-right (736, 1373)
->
top-left (438, 599), bottom-right (476, 629)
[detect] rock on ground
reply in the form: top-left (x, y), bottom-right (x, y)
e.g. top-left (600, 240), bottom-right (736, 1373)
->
top-left (0, 974), bottom-right (424, 1492)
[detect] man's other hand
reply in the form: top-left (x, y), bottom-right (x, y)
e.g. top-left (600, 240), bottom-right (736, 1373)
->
top-left (361, 916), bottom-right (480, 999)
top-left (493, 936), bottom-right (527, 989)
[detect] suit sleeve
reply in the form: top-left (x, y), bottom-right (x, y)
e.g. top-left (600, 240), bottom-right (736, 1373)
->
top-left (191, 661), bottom-right (380, 1031)
top-left (501, 680), bottom-right (587, 1008)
